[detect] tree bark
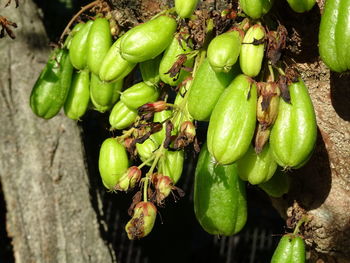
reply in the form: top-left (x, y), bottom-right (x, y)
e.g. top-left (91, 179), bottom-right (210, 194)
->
top-left (0, 1), bottom-right (114, 262)
top-left (268, 2), bottom-right (350, 262)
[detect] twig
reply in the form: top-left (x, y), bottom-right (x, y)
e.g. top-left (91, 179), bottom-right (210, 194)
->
top-left (59, 0), bottom-right (101, 43)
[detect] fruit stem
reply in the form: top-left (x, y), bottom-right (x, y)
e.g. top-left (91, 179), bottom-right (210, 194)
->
top-left (59, 0), bottom-right (101, 44)
top-left (117, 127), bottom-right (136, 142)
top-left (293, 215), bottom-right (309, 235)
top-left (138, 156), bottom-right (155, 169)
top-left (151, 7), bottom-right (176, 20)
top-left (143, 145), bottom-right (164, 201)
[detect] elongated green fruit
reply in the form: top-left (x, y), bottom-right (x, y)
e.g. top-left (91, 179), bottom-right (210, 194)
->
top-left (237, 144), bottom-right (277, 185)
top-left (99, 37), bottom-right (136, 82)
top-left (121, 82), bottom-right (159, 110)
top-left (239, 0), bottom-right (273, 19)
top-left (98, 138), bottom-right (129, 190)
top-left (207, 29), bottom-right (244, 73)
top-left (240, 24), bottom-right (265, 77)
top-left (319, 0), bottom-right (350, 72)
top-left (152, 109), bottom-right (173, 145)
top-left (65, 23), bottom-right (85, 49)
top-left (90, 73), bottom-right (123, 113)
top-left (158, 150), bottom-right (184, 183)
top-left (69, 20), bottom-right (93, 70)
top-left (109, 101), bottom-right (138, 130)
top-left (194, 143), bottom-right (247, 236)
top-left (187, 58), bottom-right (238, 121)
top-left (175, 0), bottom-right (199, 18)
top-left (207, 74), bottom-right (257, 165)
top-left (140, 54), bottom-right (162, 86)
top-left (87, 18), bottom-right (112, 75)
top-left (270, 78), bottom-right (317, 168)
top-left (259, 167), bottom-right (290, 198)
top-left (159, 34), bottom-right (194, 86)
top-left (287, 0), bottom-right (315, 12)
top-left (136, 136), bottom-right (159, 164)
top-left (64, 69), bottom-right (90, 120)
top-left (120, 15), bottom-right (177, 63)
top-left (271, 234), bottom-right (306, 263)
top-left (30, 48), bottom-right (73, 119)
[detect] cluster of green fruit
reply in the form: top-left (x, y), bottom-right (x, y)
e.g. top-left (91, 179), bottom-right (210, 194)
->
top-left (29, 0), bottom-right (332, 261)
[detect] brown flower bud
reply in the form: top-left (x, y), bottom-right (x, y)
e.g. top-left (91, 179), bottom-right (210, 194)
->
top-left (255, 124), bottom-right (271, 154)
top-left (256, 82), bottom-right (280, 128)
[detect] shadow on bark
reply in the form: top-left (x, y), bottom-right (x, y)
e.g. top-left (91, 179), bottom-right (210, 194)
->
top-left (330, 72), bottom-right (350, 121)
top-left (0, 181), bottom-right (14, 263)
top-left (273, 0), bottom-right (321, 64)
top-left (288, 128), bottom-right (332, 210)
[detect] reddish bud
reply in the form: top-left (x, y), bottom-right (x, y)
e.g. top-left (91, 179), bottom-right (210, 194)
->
top-left (115, 166), bottom-right (142, 191)
top-left (156, 176), bottom-right (173, 202)
top-left (150, 173), bottom-right (174, 205)
top-left (138, 101), bottom-right (168, 113)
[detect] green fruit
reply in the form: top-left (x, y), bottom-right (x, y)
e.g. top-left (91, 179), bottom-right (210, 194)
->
top-left (99, 36), bottom-right (136, 82)
top-left (319, 0), bottom-right (350, 72)
top-left (121, 82), bottom-right (159, 110)
top-left (65, 22), bottom-right (85, 49)
top-left (136, 136), bottom-right (159, 164)
top-left (187, 58), bottom-right (238, 121)
top-left (271, 234), bottom-right (306, 263)
top-left (175, 0), bottom-right (199, 18)
top-left (240, 24), bottom-right (266, 77)
top-left (109, 101), bottom-right (138, 130)
top-left (140, 54), bottom-right (162, 86)
top-left (152, 109), bottom-right (173, 145)
top-left (270, 78), bottom-right (317, 168)
top-left (239, 0), bottom-right (273, 19)
top-left (159, 34), bottom-right (194, 86)
top-left (237, 144), bottom-right (277, 185)
top-left (207, 29), bottom-right (243, 73)
top-left (98, 138), bottom-right (129, 190)
top-left (287, 0), bottom-right (315, 12)
top-left (64, 69), bottom-right (90, 120)
top-left (194, 143), bottom-right (247, 236)
top-left (30, 48), bottom-right (74, 119)
top-left (120, 15), bottom-right (177, 63)
top-left (69, 20), bottom-right (93, 70)
top-left (86, 18), bottom-right (112, 75)
top-left (207, 74), bottom-right (257, 165)
top-left (259, 167), bottom-right (290, 198)
top-left (158, 150), bottom-right (184, 183)
top-left (90, 73), bottom-right (123, 113)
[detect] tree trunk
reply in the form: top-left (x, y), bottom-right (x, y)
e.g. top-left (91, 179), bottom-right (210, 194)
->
top-left (268, 1), bottom-right (350, 262)
top-left (0, 0), bottom-right (114, 262)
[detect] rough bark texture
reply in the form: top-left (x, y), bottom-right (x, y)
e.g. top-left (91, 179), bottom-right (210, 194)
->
top-left (0, 1), bottom-right (114, 262)
top-left (269, 1), bottom-right (350, 262)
